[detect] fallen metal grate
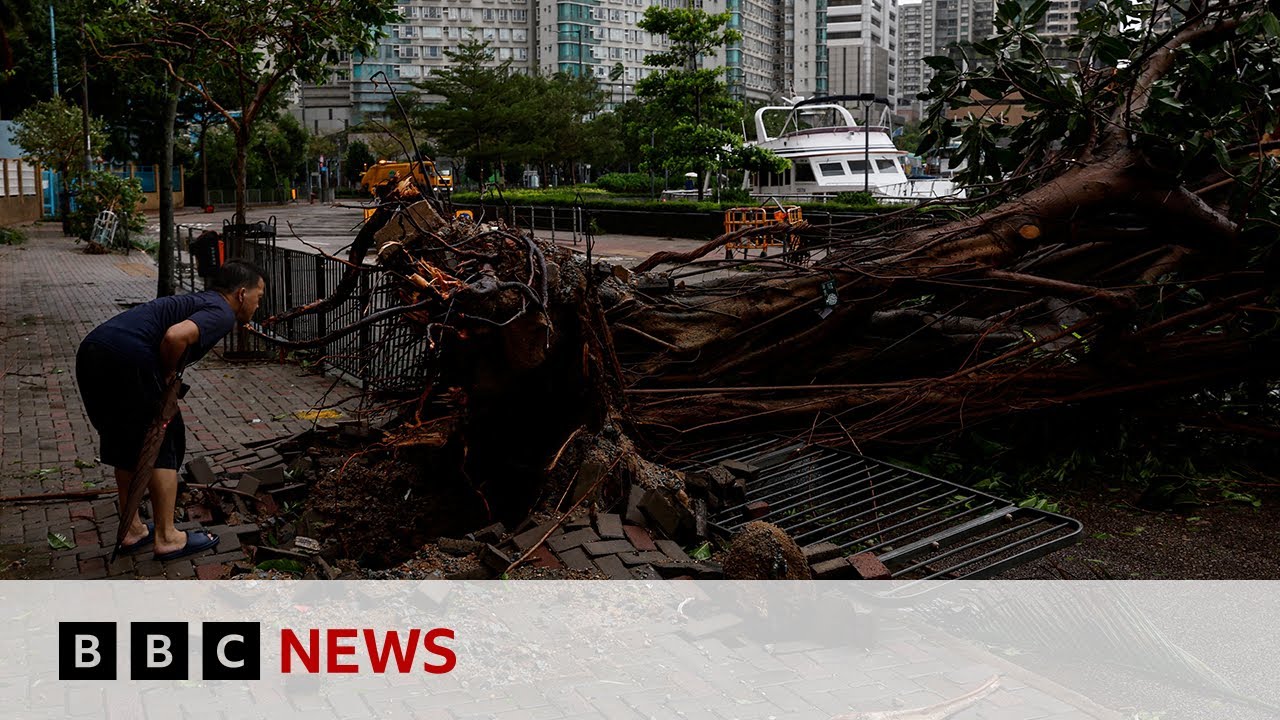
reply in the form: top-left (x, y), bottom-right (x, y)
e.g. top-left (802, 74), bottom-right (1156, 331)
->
top-left (682, 436), bottom-right (1082, 580)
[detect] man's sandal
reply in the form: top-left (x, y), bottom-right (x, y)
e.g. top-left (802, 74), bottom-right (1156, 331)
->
top-left (153, 530), bottom-right (219, 561)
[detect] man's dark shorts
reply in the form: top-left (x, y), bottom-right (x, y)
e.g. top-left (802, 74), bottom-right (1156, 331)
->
top-left (75, 341), bottom-right (185, 471)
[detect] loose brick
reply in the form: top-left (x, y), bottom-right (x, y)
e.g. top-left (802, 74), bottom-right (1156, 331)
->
top-left (196, 563), bottom-right (230, 580)
top-left (244, 466), bottom-right (287, 487)
top-left (849, 552), bottom-right (892, 580)
top-left (185, 457), bottom-right (217, 485)
top-left (592, 554), bottom-right (631, 580)
top-left (437, 537), bottom-right (486, 557)
top-left (624, 485), bottom-right (646, 525)
top-left (546, 528), bottom-right (599, 553)
top-left (803, 542), bottom-right (842, 565)
top-left (164, 562), bottom-right (196, 579)
top-left (480, 544), bottom-right (512, 573)
top-left (563, 511), bottom-right (592, 530)
top-left (511, 522), bottom-right (557, 552)
top-left (582, 540), bottom-right (635, 556)
top-left (469, 522), bottom-right (506, 544)
top-left (529, 546), bottom-right (563, 569)
top-left (557, 547), bottom-right (594, 572)
top-left (623, 525), bottom-right (657, 551)
top-left (639, 489), bottom-right (690, 538)
top-left (811, 557), bottom-right (854, 580)
top-left (594, 513), bottom-right (625, 540)
top-left (616, 551), bottom-right (669, 566)
top-left (719, 459), bottom-right (759, 481)
top-left (744, 500), bottom-right (770, 520)
top-left (193, 550), bottom-right (246, 566)
top-left (655, 539), bottom-right (692, 562)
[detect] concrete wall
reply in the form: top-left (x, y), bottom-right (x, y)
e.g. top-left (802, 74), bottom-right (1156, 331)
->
top-left (0, 159), bottom-right (42, 226)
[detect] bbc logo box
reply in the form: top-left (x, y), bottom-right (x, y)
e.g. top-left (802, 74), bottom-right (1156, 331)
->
top-left (59, 622), bottom-right (261, 681)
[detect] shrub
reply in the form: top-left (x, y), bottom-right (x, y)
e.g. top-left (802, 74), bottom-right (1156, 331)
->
top-left (716, 187), bottom-right (753, 205)
top-left (68, 170), bottom-right (147, 247)
top-left (0, 227), bottom-right (27, 246)
top-left (834, 191), bottom-right (877, 208)
top-left (594, 172), bottom-right (654, 195)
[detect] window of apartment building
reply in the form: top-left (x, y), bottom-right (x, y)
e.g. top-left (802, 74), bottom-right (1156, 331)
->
top-left (499, 47), bottom-right (513, 59)
top-left (497, 9), bottom-right (509, 21)
top-left (424, 26), bottom-right (442, 39)
top-left (500, 28), bottom-right (511, 41)
top-left (483, 8), bottom-right (494, 20)
top-left (513, 28), bottom-right (527, 41)
top-left (513, 9), bottom-right (528, 20)
top-left (427, 46), bottom-right (442, 58)
top-left (423, 6), bottom-right (441, 19)
top-left (516, 48), bottom-right (528, 60)
top-left (483, 28), bottom-right (496, 40)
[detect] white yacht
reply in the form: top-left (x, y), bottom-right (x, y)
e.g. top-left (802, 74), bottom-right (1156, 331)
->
top-left (745, 97), bottom-right (962, 201)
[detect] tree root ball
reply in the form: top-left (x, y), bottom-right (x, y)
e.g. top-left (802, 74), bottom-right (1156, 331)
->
top-left (722, 522), bottom-right (811, 580)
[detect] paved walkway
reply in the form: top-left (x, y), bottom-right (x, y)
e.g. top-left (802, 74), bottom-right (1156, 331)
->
top-left (0, 223), bottom-right (349, 579)
top-left (160, 203), bottom-right (707, 266)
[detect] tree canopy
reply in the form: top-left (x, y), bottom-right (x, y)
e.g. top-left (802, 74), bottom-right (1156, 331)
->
top-left (633, 6), bottom-right (784, 199)
top-left (11, 96), bottom-right (105, 174)
top-left (412, 39), bottom-right (606, 185)
top-left (91, 0), bottom-right (397, 221)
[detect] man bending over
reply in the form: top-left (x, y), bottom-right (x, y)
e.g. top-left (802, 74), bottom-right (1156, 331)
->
top-left (76, 260), bottom-right (266, 561)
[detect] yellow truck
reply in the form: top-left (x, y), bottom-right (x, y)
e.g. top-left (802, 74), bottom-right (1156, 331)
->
top-left (359, 160), bottom-right (453, 195)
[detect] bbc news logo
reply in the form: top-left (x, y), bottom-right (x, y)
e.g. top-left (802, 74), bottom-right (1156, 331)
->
top-left (59, 622), bottom-right (457, 680)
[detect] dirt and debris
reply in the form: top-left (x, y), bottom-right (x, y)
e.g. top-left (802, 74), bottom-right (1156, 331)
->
top-left (722, 522), bottom-right (811, 580)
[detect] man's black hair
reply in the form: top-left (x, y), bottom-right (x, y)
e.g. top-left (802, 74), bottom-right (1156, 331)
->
top-left (211, 259), bottom-right (266, 293)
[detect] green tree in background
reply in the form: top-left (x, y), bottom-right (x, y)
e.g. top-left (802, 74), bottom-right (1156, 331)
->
top-left (414, 39), bottom-right (605, 187)
top-left (414, 39), bottom-right (533, 185)
top-left (94, 0), bottom-right (397, 224)
top-left (345, 140), bottom-right (375, 185)
top-left (635, 6), bottom-right (784, 200)
top-left (11, 96), bottom-right (106, 231)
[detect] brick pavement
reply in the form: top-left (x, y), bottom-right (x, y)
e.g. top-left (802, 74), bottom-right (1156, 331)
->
top-left (0, 224), bottom-right (352, 579)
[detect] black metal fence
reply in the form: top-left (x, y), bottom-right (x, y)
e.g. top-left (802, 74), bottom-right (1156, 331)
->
top-left (174, 223), bottom-right (434, 393)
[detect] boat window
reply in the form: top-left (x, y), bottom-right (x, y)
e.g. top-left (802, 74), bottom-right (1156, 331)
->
top-left (876, 159), bottom-right (898, 173)
top-left (847, 159), bottom-right (870, 174)
top-left (795, 162), bottom-right (816, 182)
top-left (818, 161), bottom-right (846, 177)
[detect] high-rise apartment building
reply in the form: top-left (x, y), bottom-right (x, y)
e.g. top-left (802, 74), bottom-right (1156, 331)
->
top-left (725, 0), bottom-right (828, 102)
top-left (893, 0), bottom-right (995, 118)
top-left (896, 2), bottom-right (923, 120)
top-left (294, 0), bottom-right (833, 133)
top-left (826, 0), bottom-right (900, 107)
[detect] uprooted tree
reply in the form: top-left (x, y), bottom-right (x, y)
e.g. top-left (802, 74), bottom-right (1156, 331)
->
top-left (253, 0), bottom-right (1280, 548)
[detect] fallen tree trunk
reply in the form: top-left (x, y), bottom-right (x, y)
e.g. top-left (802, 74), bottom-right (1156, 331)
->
top-left (251, 0), bottom-right (1280, 533)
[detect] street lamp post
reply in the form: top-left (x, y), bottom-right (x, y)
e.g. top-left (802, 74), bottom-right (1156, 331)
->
top-left (855, 93), bottom-right (888, 194)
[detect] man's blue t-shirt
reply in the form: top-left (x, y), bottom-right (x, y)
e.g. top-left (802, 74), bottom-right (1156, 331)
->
top-left (83, 291), bottom-right (237, 373)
